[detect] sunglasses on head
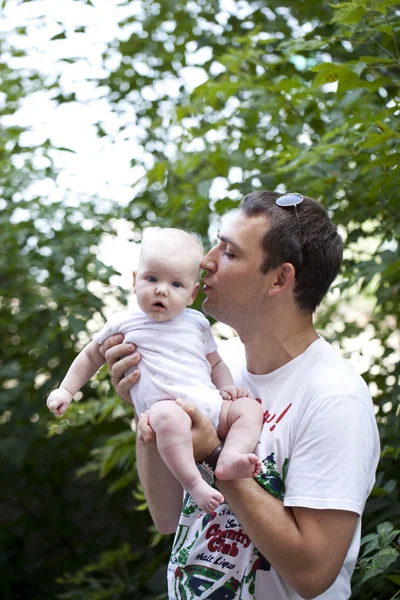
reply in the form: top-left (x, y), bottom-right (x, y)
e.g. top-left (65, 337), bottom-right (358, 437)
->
top-left (275, 192), bottom-right (304, 268)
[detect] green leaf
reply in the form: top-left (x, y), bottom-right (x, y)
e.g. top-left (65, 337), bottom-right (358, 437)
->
top-left (50, 31), bottom-right (67, 41)
top-left (330, 2), bottom-right (367, 25)
top-left (377, 521), bottom-right (394, 535)
top-left (371, 0), bottom-right (400, 15)
top-left (55, 146), bottom-right (76, 153)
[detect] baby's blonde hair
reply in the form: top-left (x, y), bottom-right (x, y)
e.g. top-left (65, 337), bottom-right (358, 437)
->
top-left (140, 227), bottom-right (204, 277)
top-left (142, 227), bottom-right (203, 253)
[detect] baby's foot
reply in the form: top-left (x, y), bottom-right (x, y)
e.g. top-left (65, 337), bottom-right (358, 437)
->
top-left (188, 478), bottom-right (224, 513)
top-left (215, 451), bottom-right (262, 481)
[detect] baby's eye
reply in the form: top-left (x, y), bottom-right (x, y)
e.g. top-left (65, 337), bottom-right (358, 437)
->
top-left (172, 281), bottom-right (182, 288)
top-left (148, 276), bottom-right (157, 282)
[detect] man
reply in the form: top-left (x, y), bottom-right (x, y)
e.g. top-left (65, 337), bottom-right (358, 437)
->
top-left (100, 191), bottom-right (380, 599)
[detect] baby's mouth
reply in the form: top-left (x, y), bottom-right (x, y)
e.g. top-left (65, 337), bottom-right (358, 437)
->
top-left (153, 301), bottom-right (166, 309)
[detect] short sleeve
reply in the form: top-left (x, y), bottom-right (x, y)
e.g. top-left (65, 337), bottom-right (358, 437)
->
top-left (200, 317), bottom-right (218, 355)
top-left (94, 312), bottom-right (129, 345)
top-left (284, 394), bottom-right (380, 516)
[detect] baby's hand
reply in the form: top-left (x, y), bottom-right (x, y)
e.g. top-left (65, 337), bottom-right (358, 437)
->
top-left (220, 385), bottom-right (250, 400)
top-left (47, 388), bottom-right (73, 417)
top-left (138, 411), bottom-right (156, 444)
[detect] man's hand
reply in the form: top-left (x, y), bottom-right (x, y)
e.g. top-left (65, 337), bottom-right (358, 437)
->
top-left (98, 334), bottom-right (141, 405)
top-left (176, 399), bottom-right (221, 463)
top-left (138, 401), bottom-right (221, 461)
top-left (47, 388), bottom-right (72, 416)
top-left (220, 385), bottom-right (250, 400)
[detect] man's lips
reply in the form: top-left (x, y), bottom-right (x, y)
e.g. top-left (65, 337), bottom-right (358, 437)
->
top-left (203, 280), bottom-right (214, 293)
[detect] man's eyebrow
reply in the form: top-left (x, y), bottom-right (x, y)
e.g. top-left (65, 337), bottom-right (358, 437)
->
top-left (217, 234), bottom-right (242, 252)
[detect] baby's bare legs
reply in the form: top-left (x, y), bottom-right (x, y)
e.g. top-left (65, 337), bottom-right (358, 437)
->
top-left (216, 398), bottom-right (264, 481)
top-left (148, 401), bottom-right (224, 513)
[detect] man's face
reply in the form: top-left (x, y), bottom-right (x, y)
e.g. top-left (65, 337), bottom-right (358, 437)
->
top-left (201, 210), bottom-right (271, 329)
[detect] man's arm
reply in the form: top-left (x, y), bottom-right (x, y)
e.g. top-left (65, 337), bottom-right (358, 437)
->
top-left (136, 413), bottom-right (183, 534)
top-left (182, 402), bottom-right (358, 600)
top-left (218, 478), bottom-right (357, 599)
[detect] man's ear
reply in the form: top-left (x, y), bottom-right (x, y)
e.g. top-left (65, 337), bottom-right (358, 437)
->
top-left (188, 282), bottom-right (200, 305)
top-left (132, 271), bottom-right (137, 293)
top-left (267, 263), bottom-right (296, 297)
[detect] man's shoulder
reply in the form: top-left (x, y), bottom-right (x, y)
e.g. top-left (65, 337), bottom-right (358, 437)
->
top-left (304, 338), bottom-right (371, 405)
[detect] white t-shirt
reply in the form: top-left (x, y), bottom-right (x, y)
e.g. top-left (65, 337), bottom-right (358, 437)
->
top-left (95, 308), bottom-right (222, 427)
top-left (167, 336), bottom-right (380, 600)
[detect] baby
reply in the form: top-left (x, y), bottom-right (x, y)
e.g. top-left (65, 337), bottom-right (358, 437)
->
top-left (47, 228), bottom-right (264, 513)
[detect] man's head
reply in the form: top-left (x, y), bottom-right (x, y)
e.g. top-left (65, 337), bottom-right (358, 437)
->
top-left (201, 190), bottom-right (342, 329)
top-left (133, 228), bottom-right (203, 322)
top-left (239, 190), bottom-right (343, 313)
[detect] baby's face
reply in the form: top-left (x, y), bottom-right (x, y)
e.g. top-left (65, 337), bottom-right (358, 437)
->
top-left (134, 246), bottom-right (200, 322)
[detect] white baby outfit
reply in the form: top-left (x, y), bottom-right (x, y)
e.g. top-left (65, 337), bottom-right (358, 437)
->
top-left (95, 308), bottom-right (222, 427)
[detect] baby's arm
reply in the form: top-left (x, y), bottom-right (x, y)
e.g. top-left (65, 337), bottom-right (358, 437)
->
top-left (47, 340), bottom-right (105, 416)
top-left (207, 350), bottom-right (249, 400)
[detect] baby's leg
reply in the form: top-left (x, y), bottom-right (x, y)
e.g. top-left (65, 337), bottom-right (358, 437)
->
top-left (216, 398), bottom-right (264, 481)
top-left (148, 401), bottom-right (224, 513)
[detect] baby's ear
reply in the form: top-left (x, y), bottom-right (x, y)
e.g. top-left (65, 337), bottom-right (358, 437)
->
top-left (188, 282), bottom-right (200, 305)
top-left (132, 271), bottom-right (137, 293)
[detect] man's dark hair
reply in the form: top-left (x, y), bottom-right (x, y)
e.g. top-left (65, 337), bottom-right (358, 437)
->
top-left (239, 190), bottom-right (343, 313)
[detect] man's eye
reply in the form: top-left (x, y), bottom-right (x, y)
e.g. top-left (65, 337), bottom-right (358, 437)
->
top-left (148, 276), bottom-right (157, 282)
top-left (172, 281), bottom-right (182, 288)
top-left (224, 251), bottom-right (235, 259)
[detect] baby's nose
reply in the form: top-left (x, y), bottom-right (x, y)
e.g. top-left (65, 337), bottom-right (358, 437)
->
top-left (156, 283), bottom-right (168, 295)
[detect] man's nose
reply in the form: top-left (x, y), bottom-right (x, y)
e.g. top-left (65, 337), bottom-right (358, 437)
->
top-left (201, 247), bottom-right (218, 273)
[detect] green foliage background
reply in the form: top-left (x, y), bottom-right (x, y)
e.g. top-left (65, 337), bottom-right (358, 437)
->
top-left (1, 0), bottom-right (399, 598)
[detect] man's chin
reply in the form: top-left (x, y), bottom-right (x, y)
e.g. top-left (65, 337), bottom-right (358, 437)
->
top-left (202, 297), bottom-right (212, 316)
top-left (202, 297), bottom-right (219, 319)
top-left (203, 299), bottom-right (237, 330)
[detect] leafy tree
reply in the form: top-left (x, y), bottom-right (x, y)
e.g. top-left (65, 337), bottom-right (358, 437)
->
top-left (2, 0), bottom-right (399, 598)
top-left (0, 19), bottom-right (168, 600)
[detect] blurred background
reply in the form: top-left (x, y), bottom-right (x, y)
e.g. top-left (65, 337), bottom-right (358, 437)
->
top-left (1, 0), bottom-right (399, 598)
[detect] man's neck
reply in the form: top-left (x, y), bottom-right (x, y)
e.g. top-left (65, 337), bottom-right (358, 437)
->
top-left (240, 317), bottom-right (318, 376)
